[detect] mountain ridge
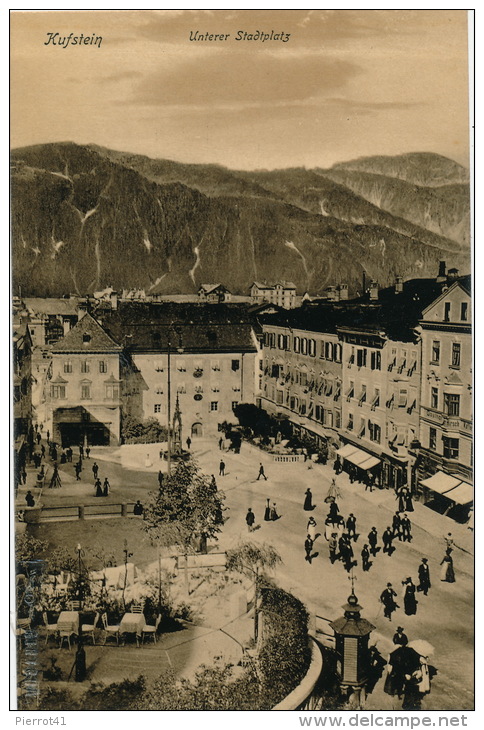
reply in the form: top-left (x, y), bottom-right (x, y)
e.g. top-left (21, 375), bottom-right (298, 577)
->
top-left (11, 143), bottom-right (470, 298)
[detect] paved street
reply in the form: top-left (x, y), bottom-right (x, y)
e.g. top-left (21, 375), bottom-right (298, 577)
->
top-left (190, 437), bottom-right (474, 712)
top-left (34, 436), bottom-right (473, 710)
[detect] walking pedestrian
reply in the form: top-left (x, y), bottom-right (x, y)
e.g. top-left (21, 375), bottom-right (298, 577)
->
top-left (328, 500), bottom-right (340, 523)
top-left (256, 463), bottom-right (267, 481)
top-left (402, 577), bottom-right (418, 615)
top-left (92, 462), bottom-right (99, 480)
top-left (158, 470), bottom-right (164, 489)
top-left (400, 514), bottom-right (412, 542)
top-left (380, 583), bottom-right (398, 621)
top-left (392, 512), bottom-right (402, 540)
top-left (417, 558), bottom-right (431, 595)
top-left (46, 430), bottom-right (50, 444)
top-left (103, 477), bottom-right (110, 496)
top-left (396, 487), bottom-right (407, 513)
top-left (361, 544), bottom-right (371, 571)
top-left (307, 516), bottom-right (317, 541)
top-left (95, 478), bottom-right (103, 497)
top-left (186, 437), bottom-right (191, 450)
top-left (270, 502), bottom-right (279, 521)
top-left (21, 467), bottom-right (27, 485)
top-left (264, 498), bottom-right (271, 521)
top-left (210, 475), bottom-right (217, 489)
top-left (343, 536), bottom-right (355, 572)
top-left (219, 460), bottom-right (225, 476)
top-left (304, 535), bottom-right (314, 563)
top-left (392, 627), bottom-right (408, 646)
top-left (382, 526), bottom-right (394, 555)
top-left (25, 491), bottom-right (35, 508)
top-left (364, 473), bottom-right (373, 492)
top-left (303, 488), bottom-right (313, 511)
top-left (346, 513), bottom-right (357, 540)
top-left (368, 527), bottom-right (379, 557)
top-left (75, 461), bottom-right (82, 481)
top-left (36, 432), bottom-right (41, 445)
top-left (85, 446), bottom-right (91, 459)
top-left (65, 446), bottom-right (71, 462)
top-left (444, 533), bottom-right (455, 551)
top-left (245, 508), bottom-right (255, 532)
top-left (329, 533), bottom-right (338, 564)
top-left (79, 444), bottom-right (84, 459)
top-left (51, 445), bottom-right (58, 462)
top-left (440, 549), bottom-right (455, 583)
top-left (218, 436), bottom-right (224, 450)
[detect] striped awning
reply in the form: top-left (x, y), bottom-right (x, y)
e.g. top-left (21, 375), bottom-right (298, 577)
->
top-left (336, 444), bottom-right (359, 458)
top-left (419, 471), bottom-right (461, 495)
top-left (443, 481), bottom-right (473, 505)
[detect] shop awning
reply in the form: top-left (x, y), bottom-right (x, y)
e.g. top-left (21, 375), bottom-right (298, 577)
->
top-left (345, 447), bottom-right (381, 470)
top-left (419, 471), bottom-right (462, 495)
top-left (336, 444), bottom-right (359, 458)
top-left (443, 481), bottom-right (473, 505)
top-left (359, 456), bottom-right (381, 470)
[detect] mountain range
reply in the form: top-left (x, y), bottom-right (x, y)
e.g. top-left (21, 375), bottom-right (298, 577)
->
top-left (11, 143), bottom-right (470, 297)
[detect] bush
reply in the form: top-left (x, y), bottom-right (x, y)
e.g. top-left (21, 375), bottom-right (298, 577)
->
top-left (257, 582), bottom-right (312, 708)
top-left (121, 415), bottom-right (167, 444)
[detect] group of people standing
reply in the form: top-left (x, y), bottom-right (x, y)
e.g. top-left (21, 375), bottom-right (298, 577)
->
top-left (245, 497), bottom-right (279, 531)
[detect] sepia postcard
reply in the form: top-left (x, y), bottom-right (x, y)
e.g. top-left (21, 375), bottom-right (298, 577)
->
top-left (10, 8), bottom-right (474, 720)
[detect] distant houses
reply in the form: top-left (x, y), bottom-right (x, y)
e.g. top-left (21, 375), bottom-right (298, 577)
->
top-left (250, 281), bottom-right (297, 309)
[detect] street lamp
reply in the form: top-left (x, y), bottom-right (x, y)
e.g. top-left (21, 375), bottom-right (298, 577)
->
top-left (75, 543), bottom-right (86, 682)
top-left (166, 327), bottom-right (184, 475)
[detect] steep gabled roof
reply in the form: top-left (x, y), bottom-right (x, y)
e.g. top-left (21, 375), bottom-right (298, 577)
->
top-left (51, 312), bottom-right (122, 353)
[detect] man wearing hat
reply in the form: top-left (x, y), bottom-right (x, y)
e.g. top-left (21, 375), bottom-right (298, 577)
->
top-left (417, 558), bottom-right (431, 595)
top-left (392, 627), bottom-right (408, 646)
top-left (380, 582), bottom-right (398, 620)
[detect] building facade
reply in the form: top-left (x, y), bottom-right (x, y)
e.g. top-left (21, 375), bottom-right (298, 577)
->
top-left (46, 313), bottom-right (123, 446)
top-left (250, 281), bottom-right (297, 309)
top-left (416, 279), bottom-right (472, 491)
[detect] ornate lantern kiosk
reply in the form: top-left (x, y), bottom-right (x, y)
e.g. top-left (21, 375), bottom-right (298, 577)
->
top-left (329, 588), bottom-right (375, 706)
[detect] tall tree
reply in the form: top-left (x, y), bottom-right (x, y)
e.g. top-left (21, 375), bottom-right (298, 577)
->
top-left (226, 541), bottom-right (282, 641)
top-left (143, 459), bottom-right (225, 593)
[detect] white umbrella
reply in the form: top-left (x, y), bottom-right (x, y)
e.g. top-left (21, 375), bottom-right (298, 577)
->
top-left (408, 639), bottom-right (435, 657)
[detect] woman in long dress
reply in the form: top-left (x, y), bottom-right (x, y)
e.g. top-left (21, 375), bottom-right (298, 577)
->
top-left (403, 577), bottom-right (418, 615)
top-left (303, 488), bottom-right (313, 511)
top-left (440, 551), bottom-right (455, 582)
top-left (264, 498), bottom-right (271, 521)
top-left (307, 516), bottom-right (317, 541)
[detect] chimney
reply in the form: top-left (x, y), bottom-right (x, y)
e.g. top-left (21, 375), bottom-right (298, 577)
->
top-left (395, 276), bottom-right (403, 293)
top-left (447, 268), bottom-right (459, 280)
top-left (369, 281), bottom-right (379, 301)
top-left (326, 286), bottom-right (337, 302)
top-left (338, 284), bottom-right (349, 301)
top-left (436, 261), bottom-right (447, 283)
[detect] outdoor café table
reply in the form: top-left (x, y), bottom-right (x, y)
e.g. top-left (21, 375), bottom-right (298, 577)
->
top-left (56, 611), bottom-right (79, 635)
top-left (120, 613), bottom-right (145, 645)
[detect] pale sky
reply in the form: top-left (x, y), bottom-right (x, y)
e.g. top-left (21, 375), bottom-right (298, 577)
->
top-left (10, 9), bottom-right (471, 169)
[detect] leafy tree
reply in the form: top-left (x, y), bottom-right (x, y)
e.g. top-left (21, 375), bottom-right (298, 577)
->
top-left (226, 541), bottom-right (282, 641)
top-left (143, 458), bottom-right (225, 593)
top-left (15, 533), bottom-right (48, 572)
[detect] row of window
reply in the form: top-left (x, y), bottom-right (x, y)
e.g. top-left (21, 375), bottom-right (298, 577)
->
top-left (166, 359), bottom-right (240, 373)
top-left (346, 414), bottom-right (382, 443)
top-left (51, 384), bottom-right (120, 400)
top-left (153, 401), bottom-right (239, 414)
top-left (63, 360), bottom-right (110, 374)
top-left (431, 341), bottom-right (462, 368)
top-left (263, 332), bottom-right (343, 362)
top-left (442, 301), bottom-right (468, 323)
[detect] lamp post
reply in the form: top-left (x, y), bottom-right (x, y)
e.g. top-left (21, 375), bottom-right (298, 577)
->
top-left (166, 327), bottom-right (184, 475)
top-left (74, 543), bottom-right (86, 682)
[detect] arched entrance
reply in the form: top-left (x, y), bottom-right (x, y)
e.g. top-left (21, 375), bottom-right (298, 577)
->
top-left (191, 422), bottom-right (203, 437)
